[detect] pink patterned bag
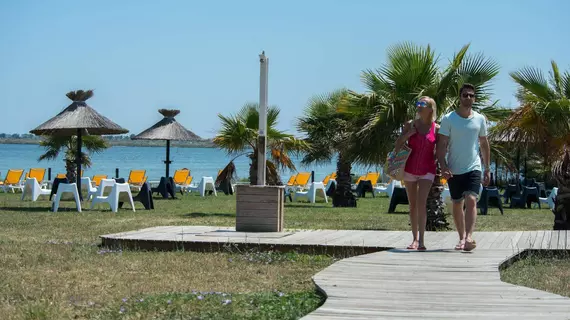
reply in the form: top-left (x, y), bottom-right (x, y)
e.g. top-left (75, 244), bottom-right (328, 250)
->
top-left (384, 145), bottom-right (411, 181)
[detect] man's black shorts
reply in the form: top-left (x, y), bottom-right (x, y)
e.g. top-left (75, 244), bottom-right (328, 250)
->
top-left (448, 170), bottom-right (481, 202)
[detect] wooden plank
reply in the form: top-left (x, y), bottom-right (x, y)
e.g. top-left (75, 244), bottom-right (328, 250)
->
top-left (531, 230), bottom-right (545, 249)
top-left (541, 230), bottom-right (552, 249)
top-left (305, 246), bottom-right (570, 319)
top-left (478, 231), bottom-right (501, 249)
top-left (550, 230), bottom-right (561, 250)
top-left (101, 227), bottom-right (570, 320)
top-left (515, 231), bottom-right (530, 250)
top-left (508, 231), bottom-right (524, 250)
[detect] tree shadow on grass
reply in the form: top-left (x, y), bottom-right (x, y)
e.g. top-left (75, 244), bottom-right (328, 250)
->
top-left (284, 204), bottom-right (330, 209)
top-left (384, 210), bottom-right (409, 214)
top-left (0, 206), bottom-right (54, 213)
top-left (182, 212), bottom-right (235, 218)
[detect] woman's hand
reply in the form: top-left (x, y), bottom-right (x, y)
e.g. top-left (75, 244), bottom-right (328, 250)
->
top-left (406, 122), bottom-right (417, 137)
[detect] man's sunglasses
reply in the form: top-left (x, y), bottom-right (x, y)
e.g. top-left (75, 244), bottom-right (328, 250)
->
top-left (416, 101), bottom-right (429, 108)
top-left (462, 93), bottom-right (475, 98)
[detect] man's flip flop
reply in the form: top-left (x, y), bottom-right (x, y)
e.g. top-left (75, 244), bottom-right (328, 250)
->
top-left (454, 241), bottom-right (465, 250)
top-left (417, 245), bottom-right (426, 251)
top-left (464, 240), bottom-right (477, 251)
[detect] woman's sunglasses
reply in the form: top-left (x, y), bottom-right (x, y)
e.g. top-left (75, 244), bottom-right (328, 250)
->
top-left (416, 101), bottom-right (429, 108)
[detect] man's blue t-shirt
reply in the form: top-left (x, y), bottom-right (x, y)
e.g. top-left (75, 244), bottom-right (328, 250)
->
top-left (438, 110), bottom-right (487, 175)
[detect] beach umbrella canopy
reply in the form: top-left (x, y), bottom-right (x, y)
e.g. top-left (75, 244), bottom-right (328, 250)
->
top-left (30, 91), bottom-right (128, 136)
top-left (30, 90), bottom-right (129, 195)
top-left (132, 109), bottom-right (202, 178)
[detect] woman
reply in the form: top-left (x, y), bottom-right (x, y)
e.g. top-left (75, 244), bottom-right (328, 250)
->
top-left (394, 96), bottom-right (438, 251)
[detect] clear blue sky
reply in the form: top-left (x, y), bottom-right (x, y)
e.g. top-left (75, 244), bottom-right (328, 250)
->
top-left (1, 0), bottom-right (568, 139)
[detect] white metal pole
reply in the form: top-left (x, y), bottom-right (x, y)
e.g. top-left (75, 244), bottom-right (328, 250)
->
top-left (257, 51), bottom-right (268, 186)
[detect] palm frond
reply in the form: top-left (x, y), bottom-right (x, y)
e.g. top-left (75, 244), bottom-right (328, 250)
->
top-left (456, 52), bottom-right (500, 106)
top-left (510, 66), bottom-right (557, 102)
top-left (562, 71), bottom-right (570, 99)
top-left (82, 135), bottom-right (108, 153)
top-left (213, 113), bottom-right (254, 153)
top-left (549, 60), bottom-right (564, 97)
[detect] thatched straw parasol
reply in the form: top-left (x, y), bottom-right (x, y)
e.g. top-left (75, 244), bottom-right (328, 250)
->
top-left (30, 90), bottom-right (129, 195)
top-left (132, 109), bottom-right (201, 179)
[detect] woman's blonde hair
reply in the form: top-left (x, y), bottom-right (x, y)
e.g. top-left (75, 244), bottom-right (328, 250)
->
top-left (415, 96), bottom-right (437, 122)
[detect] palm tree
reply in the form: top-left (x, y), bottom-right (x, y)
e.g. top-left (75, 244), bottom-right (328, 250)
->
top-left (552, 149), bottom-right (570, 230)
top-left (491, 60), bottom-right (570, 183)
top-left (341, 42), bottom-right (507, 229)
top-left (214, 103), bottom-right (306, 185)
top-left (38, 135), bottom-right (108, 182)
top-left (297, 89), bottom-right (357, 207)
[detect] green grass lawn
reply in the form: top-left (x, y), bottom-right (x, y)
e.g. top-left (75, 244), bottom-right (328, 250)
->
top-left (501, 251), bottom-right (570, 298)
top-left (0, 191), bottom-right (556, 319)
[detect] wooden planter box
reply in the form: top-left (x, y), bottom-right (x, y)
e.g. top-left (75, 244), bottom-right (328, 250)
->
top-left (236, 185), bottom-right (285, 232)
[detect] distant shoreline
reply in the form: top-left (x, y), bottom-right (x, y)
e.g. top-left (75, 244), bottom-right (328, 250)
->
top-left (0, 139), bottom-right (217, 148)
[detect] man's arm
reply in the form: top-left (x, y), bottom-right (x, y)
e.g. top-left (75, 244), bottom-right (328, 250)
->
top-left (436, 134), bottom-right (449, 170)
top-left (479, 115), bottom-right (490, 172)
top-left (479, 136), bottom-right (491, 171)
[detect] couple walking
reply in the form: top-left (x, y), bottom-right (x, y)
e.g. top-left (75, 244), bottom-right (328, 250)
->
top-left (394, 83), bottom-right (491, 251)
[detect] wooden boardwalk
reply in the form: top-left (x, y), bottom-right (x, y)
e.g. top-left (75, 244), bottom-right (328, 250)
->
top-left (100, 227), bottom-right (570, 319)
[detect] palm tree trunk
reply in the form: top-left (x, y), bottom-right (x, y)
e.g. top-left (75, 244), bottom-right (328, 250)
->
top-left (426, 164), bottom-right (449, 231)
top-left (65, 159), bottom-right (77, 183)
top-left (332, 153), bottom-right (357, 207)
top-left (249, 151), bottom-right (258, 185)
top-left (553, 150), bottom-right (570, 230)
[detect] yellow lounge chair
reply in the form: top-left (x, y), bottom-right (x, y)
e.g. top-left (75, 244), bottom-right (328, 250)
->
top-left (92, 175), bottom-right (108, 187)
top-left (173, 169), bottom-right (192, 193)
top-left (26, 168), bottom-right (46, 183)
top-left (173, 169), bottom-right (190, 185)
top-left (1, 169), bottom-right (24, 193)
top-left (292, 172), bottom-right (311, 189)
top-left (128, 170), bottom-right (147, 189)
top-left (55, 170), bottom-right (84, 180)
top-left (355, 172), bottom-right (380, 185)
top-left (286, 174), bottom-right (298, 186)
top-left (354, 174), bottom-right (366, 185)
top-left (364, 172), bottom-right (380, 185)
top-left (322, 172), bottom-right (337, 186)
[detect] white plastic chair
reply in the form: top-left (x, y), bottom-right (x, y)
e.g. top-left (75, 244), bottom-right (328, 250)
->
top-left (442, 187), bottom-right (451, 203)
top-left (325, 179), bottom-right (336, 193)
top-left (294, 182), bottom-right (328, 203)
top-left (80, 177), bottom-right (99, 200)
top-left (374, 180), bottom-right (401, 198)
top-left (52, 183), bottom-right (82, 212)
top-left (539, 187), bottom-right (558, 209)
top-left (90, 182), bottom-right (135, 212)
top-left (187, 177), bottom-right (217, 197)
top-left (21, 178), bottom-right (51, 202)
top-left (91, 179), bottom-right (116, 198)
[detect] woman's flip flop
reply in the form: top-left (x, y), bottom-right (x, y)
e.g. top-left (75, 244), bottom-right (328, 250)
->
top-left (407, 241), bottom-right (419, 250)
top-left (454, 241), bottom-right (465, 250)
top-left (464, 239), bottom-right (477, 251)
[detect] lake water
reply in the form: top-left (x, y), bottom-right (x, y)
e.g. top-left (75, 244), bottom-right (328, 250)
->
top-left (0, 144), bottom-right (382, 182)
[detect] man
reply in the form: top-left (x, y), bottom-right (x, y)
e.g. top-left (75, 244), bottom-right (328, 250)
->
top-left (437, 83), bottom-right (491, 251)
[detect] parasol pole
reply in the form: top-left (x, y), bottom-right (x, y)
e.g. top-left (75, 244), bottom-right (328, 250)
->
top-left (257, 51), bottom-right (268, 186)
top-left (76, 128), bottom-right (83, 200)
top-left (165, 139), bottom-right (171, 178)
